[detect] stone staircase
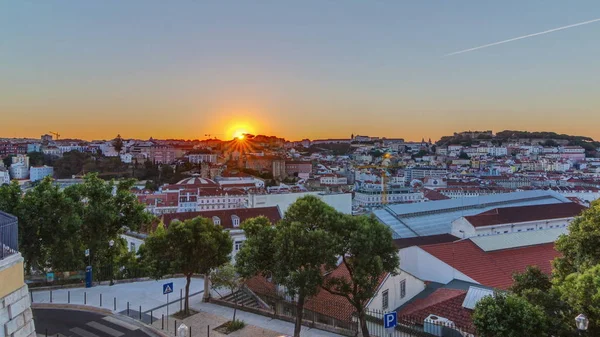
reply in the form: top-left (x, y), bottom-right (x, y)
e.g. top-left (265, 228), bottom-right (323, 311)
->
top-left (221, 289), bottom-right (260, 309)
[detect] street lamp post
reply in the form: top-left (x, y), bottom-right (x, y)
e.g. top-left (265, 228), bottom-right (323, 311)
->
top-left (575, 314), bottom-right (589, 336)
top-left (109, 240), bottom-right (115, 286)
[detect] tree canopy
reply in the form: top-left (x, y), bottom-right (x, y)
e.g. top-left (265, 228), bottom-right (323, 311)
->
top-left (143, 216), bottom-right (232, 315)
top-left (473, 292), bottom-right (547, 337)
top-left (236, 195), bottom-right (340, 337)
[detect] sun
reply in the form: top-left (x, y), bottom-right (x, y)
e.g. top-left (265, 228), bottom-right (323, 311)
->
top-left (233, 129), bottom-right (248, 140)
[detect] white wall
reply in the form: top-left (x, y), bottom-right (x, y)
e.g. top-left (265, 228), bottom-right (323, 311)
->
top-left (248, 192), bottom-right (352, 214)
top-left (452, 217), bottom-right (572, 238)
top-left (398, 247), bottom-right (478, 285)
top-left (367, 270), bottom-right (425, 312)
top-left (120, 234), bottom-right (145, 254)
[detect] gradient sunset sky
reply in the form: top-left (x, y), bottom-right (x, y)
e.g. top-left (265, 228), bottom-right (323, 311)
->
top-left (2, 1), bottom-right (599, 141)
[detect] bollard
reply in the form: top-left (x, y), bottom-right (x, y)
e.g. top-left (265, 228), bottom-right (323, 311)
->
top-left (150, 310), bottom-right (153, 324)
top-left (190, 326), bottom-right (192, 337)
top-left (84, 292), bottom-right (87, 304)
top-left (127, 302), bottom-right (130, 315)
top-left (45, 328), bottom-right (48, 337)
top-left (68, 291), bottom-right (70, 304)
top-left (30, 292), bottom-right (33, 303)
top-left (50, 290), bottom-right (53, 303)
top-left (174, 320), bottom-right (177, 336)
top-left (100, 293), bottom-right (102, 307)
top-left (161, 314), bottom-right (164, 330)
top-left (207, 325), bottom-right (209, 337)
top-left (114, 297), bottom-right (116, 311)
top-left (139, 306), bottom-right (141, 320)
top-left (180, 289), bottom-right (182, 312)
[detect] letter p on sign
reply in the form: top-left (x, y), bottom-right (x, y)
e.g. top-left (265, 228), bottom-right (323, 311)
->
top-left (384, 311), bottom-right (397, 329)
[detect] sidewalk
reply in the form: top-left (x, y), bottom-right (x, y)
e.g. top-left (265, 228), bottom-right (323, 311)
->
top-left (31, 277), bottom-right (205, 320)
top-left (189, 300), bottom-right (343, 337)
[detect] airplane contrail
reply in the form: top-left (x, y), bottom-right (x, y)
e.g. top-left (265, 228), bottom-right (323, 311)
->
top-left (446, 17), bottom-right (600, 56)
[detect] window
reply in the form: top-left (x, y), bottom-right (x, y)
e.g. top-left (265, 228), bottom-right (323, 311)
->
top-left (400, 279), bottom-right (406, 299)
top-left (212, 216), bottom-right (221, 225)
top-left (232, 215), bottom-right (240, 227)
top-left (234, 241), bottom-right (244, 251)
top-left (382, 289), bottom-right (389, 309)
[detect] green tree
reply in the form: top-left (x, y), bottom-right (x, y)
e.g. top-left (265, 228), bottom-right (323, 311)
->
top-left (554, 200), bottom-right (600, 282)
top-left (236, 196), bottom-right (339, 337)
top-left (18, 177), bottom-right (83, 272)
top-left (458, 151), bottom-right (470, 160)
top-left (473, 292), bottom-right (547, 337)
top-left (144, 217), bottom-right (232, 315)
top-left (211, 263), bottom-right (244, 322)
top-left (113, 134), bottom-right (124, 153)
top-left (54, 151), bottom-right (91, 178)
top-left (0, 180), bottom-right (22, 214)
top-left (556, 264), bottom-right (600, 335)
top-left (510, 266), bottom-right (552, 296)
top-left (321, 215), bottom-right (399, 337)
top-left (511, 267), bottom-right (572, 336)
top-left (64, 174), bottom-right (150, 271)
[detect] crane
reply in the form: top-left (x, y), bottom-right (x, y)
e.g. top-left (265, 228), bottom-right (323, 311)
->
top-left (355, 164), bottom-right (397, 205)
top-left (49, 131), bottom-right (60, 140)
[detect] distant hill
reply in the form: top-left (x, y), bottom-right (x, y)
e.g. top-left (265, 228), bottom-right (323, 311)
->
top-left (436, 130), bottom-right (599, 156)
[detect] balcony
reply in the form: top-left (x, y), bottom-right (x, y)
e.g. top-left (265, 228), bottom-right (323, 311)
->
top-left (0, 211), bottom-right (18, 260)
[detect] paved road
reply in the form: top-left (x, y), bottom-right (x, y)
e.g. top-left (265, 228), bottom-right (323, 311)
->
top-left (31, 277), bottom-right (204, 319)
top-left (33, 308), bottom-right (162, 337)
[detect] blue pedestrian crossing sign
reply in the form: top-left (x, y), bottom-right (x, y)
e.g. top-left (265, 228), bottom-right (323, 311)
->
top-left (163, 282), bottom-right (174, 295)
top-left (384, 311), bottom-right (397, 329)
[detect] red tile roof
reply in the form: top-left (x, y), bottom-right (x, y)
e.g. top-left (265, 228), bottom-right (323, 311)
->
top-left (161, 206), bottom-right (281, 229)
top-left (422, 189), bottom-right (451, 201)
top-left (420, 240), bottom-right (559, 289)
top-left (397, 288), bottom-right (473, 331)
top-left (463, 202), bottom-right (586, 228)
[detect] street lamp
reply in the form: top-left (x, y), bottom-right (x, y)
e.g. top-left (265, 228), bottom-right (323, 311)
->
top-left (575, 314), bottom-right (589, 336)
top-left (109, 240), bottom-right (115, 286)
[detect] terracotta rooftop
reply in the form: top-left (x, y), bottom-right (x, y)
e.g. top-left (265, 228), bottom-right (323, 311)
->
top-left (420, 240), bottom-right (559, 289)
top-left (463, 202), bottom-right (586, 228)
top-left (397, 288), bottom-right (473, 331)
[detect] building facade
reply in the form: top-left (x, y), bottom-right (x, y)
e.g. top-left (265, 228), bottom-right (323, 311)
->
top-left (0, 212), bottom-right (37, 337)
top-left (29, 166), bottom-right (54, 182)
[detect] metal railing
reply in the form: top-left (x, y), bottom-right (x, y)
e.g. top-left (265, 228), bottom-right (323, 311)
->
top-left (0, 211), bottom-right (19, 260)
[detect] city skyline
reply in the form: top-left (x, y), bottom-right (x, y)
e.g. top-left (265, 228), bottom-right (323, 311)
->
top-left (2, 1), bottom-right (600, 141)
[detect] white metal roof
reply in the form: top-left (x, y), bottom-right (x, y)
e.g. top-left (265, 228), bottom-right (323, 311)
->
top-left (462, 286), bottom-right (495, 310)
top-left (375, 190), bottom-right (571, 239)
top-left (469, 227), bottom-right (568, 252)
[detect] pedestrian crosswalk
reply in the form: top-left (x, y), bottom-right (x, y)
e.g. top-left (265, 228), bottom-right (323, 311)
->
top-left (42, 315), bottom-right (141, 337)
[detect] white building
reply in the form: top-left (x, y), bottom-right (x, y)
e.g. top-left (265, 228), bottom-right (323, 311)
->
top-left (29, 166), bottom-right (54, 182)
top-left (450, 202), bottom-right (585, 238)
top-left (366, 270), bottom-right (425, 312)
top-left (187, 153), bottom-right (218, 164)
top-left (9, 164), bottom-right (28, 180)
top-left (319, 174), bottom-right (348, 186)
top-left (247, 191), bottom-right (352, 214)
top-left (0, 169), bottom-right (10, 185)
top-left (120, 153), bottom-right (133, 163)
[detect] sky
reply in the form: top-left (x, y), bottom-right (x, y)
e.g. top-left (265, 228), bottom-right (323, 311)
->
top-left (2, 1), bottom-right (600, 141)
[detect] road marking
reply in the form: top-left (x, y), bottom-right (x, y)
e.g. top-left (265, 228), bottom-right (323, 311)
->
top-left (101, 316), bottom-right (139, 331)
top-left (86, 322), bottom-right (124, 337)
top-left (70, 327), bottom-right (100, 337)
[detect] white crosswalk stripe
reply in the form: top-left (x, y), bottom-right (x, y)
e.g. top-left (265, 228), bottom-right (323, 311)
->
top-left (101, 316), bottom-right (139, 331)
top-left (70, 327), bottom-right (100, 337)
top-left (86, 321), bottom-right (124, 337)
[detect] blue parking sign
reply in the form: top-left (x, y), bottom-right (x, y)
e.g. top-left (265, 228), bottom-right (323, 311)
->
top-left (384, 312), bottom-right (397, 329)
